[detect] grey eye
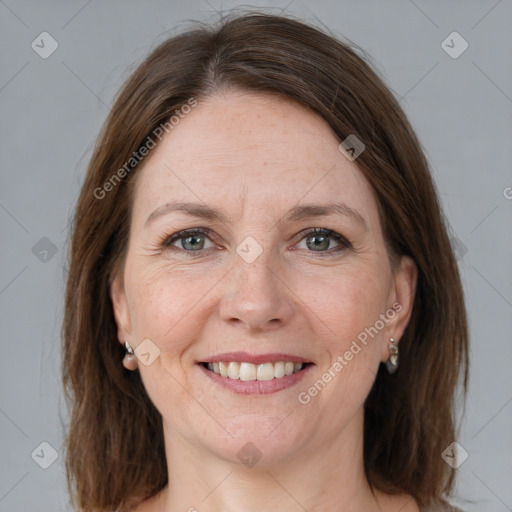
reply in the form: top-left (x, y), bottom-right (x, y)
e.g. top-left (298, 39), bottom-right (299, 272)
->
top-left (305, 233), bottom-right (332, 251)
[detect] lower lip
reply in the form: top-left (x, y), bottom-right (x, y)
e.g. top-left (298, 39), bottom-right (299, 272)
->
top-left (197, 363), bottom-right (313, 395)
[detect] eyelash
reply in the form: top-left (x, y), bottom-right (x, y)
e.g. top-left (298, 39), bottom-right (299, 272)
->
top-left (158, 227), bottom-right (352, 258)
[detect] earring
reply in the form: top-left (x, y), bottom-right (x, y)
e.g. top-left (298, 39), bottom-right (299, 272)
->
top-left (122, 341), bottom-right (138, 371)
top-left (385, 337), bottom-right (399, 374)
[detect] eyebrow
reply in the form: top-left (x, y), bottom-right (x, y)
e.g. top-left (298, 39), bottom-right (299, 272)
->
top-left (145, 200), bottom-right (367, 230)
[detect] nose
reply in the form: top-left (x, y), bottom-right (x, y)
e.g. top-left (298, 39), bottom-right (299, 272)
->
top-left (218, 244), bottom-right (295, 333)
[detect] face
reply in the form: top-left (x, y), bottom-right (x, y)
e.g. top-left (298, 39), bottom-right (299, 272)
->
top-left (111, 91), bottom-right (417, 467)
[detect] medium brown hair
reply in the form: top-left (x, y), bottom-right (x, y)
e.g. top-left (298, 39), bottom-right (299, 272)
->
top-left (62, 11), bottom-right (469, 511)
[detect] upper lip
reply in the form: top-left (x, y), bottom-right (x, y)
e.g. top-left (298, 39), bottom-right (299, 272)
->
top-left (198, 351), bottom-right (313, 365)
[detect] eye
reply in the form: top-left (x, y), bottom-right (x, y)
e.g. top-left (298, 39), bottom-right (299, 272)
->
top-left (295, 228), bottom-right (352, 255)
top-left (162, 228), bottom-right (215, 254)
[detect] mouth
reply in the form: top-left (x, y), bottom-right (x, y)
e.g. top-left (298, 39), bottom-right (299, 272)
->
top-left (196, 353), bottom-right (314, 395)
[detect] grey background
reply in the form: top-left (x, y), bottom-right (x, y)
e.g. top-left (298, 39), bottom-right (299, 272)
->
top-left (1, 0), bottom-right (511, 510)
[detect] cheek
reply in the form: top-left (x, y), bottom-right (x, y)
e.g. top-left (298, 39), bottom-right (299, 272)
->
top-left (306, 263), bottom-right (390, 344)
top-left (126, 263), bottom-right (222, 355)
top-left (290, 274), bottom-right (389, 446)
top-left (300, 266), bottom-right (389, 401)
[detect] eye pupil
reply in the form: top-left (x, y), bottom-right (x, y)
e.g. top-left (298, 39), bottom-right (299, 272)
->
top-left (307, 234), bottom-right (330, 251)
top-left (182, 235), bottom-right (204, 250)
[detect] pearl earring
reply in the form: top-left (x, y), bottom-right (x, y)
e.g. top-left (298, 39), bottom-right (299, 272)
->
top-left (122, 341), bottom-right (138, 371)
top-left (385, 337), bottom-right (399, 374)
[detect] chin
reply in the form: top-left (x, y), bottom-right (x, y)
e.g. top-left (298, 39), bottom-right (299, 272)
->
top-left (197, 412), bottom-right (314, 468)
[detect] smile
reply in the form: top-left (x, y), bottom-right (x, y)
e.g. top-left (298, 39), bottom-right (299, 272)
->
top-left (197, 353), bottom-right (313, 394)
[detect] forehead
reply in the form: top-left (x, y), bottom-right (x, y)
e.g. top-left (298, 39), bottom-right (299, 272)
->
top-left (131, 91), bottom-right (379, 228)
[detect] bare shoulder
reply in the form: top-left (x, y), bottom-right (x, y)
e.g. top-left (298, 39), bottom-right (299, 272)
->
top-left (376, 490), bottom-right (464, 512)
top-left (129, 492), bottom-right (162, 512)
top-left (375, 491), bottom-right (420, 512)
top-left (420, 499), bottom-right (464, 512)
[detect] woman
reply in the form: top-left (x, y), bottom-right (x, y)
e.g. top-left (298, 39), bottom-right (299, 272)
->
top-left (62, 12), bottom-right (468, 512)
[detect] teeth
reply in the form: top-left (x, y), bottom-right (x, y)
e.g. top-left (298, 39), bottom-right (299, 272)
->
top-left (239, 362), bottom-right (257, 381)
top-left (227, 362), bottom-right (240, 379)
top-left (274, 361), bottom-right (285, 378)
top-left (257, 363), bottom-right (275, 381)
top-left (205, 361), bottom-right (305, 380)
top-left (219, 361), bottom-right (229, 377)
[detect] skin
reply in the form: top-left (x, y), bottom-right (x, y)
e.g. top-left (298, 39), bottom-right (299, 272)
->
top-left (111, 90), bottom-right (419, 512)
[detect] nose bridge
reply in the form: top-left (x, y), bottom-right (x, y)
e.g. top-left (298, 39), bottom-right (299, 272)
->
top-left (233, 231), bottom-right (281, 299)
top-left (219, 230), bottom-right (293, 330)
top-left (235, 234), bottom-right (276, 287)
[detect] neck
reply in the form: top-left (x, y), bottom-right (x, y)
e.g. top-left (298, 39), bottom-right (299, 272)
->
top-left (158, 408), bottom-right (382, 512)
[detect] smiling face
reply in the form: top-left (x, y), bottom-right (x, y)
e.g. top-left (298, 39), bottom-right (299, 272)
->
top-left (110, 90), bottom-right (417, 468)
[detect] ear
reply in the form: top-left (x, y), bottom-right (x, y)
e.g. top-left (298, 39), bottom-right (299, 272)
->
top-left (110, 270), bottom-right (133, 345)
top-left (381, 255), bottom-right (418, 360)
